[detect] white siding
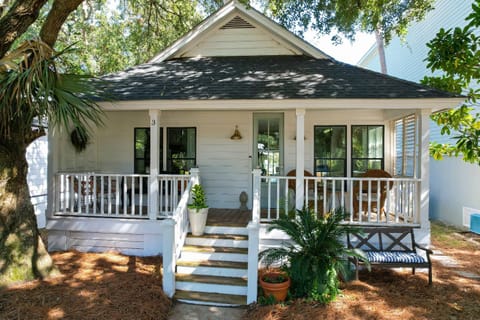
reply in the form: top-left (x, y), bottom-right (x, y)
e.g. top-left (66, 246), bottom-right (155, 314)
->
top-left (27, 134), bottom-right (48, 228)
top-left (180, 14), bottom-right (300, 57)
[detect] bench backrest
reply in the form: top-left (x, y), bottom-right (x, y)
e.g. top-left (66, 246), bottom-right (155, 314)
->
top-left (347, 227), bottom-right (416, 252)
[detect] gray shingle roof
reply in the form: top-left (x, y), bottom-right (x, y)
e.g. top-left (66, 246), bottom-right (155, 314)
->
top-left (101, 55), bottom-right (456, 101)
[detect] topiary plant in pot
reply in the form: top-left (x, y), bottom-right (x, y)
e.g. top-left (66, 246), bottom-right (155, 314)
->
top-left (188, 184), bottom-right (209, 236)
top-left (259, 207), bottom-right (369, 304)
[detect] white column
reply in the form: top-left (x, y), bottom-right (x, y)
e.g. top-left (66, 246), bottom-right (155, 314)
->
top-left (418, 109), bottom-right (431, 245)
top-left (246, 221), bottom-right (260, 304)
top-left (149, 110), bottom-right (161, 220)
top-left (252, 168), bottom-right (262, 223)
top-left (295, 108), bottom-right (306, 210)
top-left (162, 219), bottom-right (176, 297)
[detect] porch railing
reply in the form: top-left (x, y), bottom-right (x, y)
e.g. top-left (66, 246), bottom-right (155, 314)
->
top-left (53, 172), bottom-right (190, 219)
top-left (257, 174), bottom-right (421, 225)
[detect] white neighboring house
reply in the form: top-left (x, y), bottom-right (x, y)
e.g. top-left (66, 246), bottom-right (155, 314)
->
top-left (27, 129), bottom-right (48, 229)
top-left (45, 0), bottom-right (461, 305)
top-left (358, 0), bottom-right (480, 229)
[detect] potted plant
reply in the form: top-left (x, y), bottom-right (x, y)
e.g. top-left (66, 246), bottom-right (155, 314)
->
top-left (258, 269), bottom-right (291, 302)
top-left (188, 184), bottom-right (209, 236)
top-left (259, 207), bottom-right (369, 304)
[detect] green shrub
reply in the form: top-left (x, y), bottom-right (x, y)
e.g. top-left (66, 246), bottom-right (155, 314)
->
top-left (259, 207), bottom-right (368, 303)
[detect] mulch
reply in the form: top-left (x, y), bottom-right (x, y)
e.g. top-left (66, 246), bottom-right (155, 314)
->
top-left (0, 251), bottom-right (171, 320)
top-left (0, 227), bottom-right (479, 320)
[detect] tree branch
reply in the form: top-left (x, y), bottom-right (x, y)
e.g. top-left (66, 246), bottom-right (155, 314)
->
top-left (39, 0), bottom-right (84, 48)
top-left (0, 0), bottom-right (48, 58)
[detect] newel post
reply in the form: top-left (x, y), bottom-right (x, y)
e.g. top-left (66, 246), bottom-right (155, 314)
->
top-left (247, 221), bottom-right (260, 304)
top-left (190, 167), bottom-right (200, 186)
top-left (162, 219), bottom-right (176, 297)
top-left (252, 168), bottom-right (262, 223)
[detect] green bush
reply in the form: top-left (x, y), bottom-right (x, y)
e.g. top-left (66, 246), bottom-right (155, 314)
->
top-left (259, 207), bottom-right (368, 303)
top-left (188, 184), bottom-right (208, 211)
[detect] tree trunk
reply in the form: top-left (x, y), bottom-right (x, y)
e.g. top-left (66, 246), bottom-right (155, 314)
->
top-left (375, 28), bottom-right (388, 74)
top-left (0, 130), bottom-right (57, 285)
top-left (0, 0), bottom-right (48, 58)
top-left (40, 0), bottom-right (84, 47)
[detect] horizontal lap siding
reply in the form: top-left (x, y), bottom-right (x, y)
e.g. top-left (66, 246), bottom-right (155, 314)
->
top-left (183, 26), bottom-right (297, 57)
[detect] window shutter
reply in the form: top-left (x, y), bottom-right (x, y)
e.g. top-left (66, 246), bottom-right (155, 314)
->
top-left (394, 114), bottom-right (417, 177)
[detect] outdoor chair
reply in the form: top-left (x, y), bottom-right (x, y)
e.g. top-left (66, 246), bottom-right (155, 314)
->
top-left (352, 169), bottom-right (393, 218)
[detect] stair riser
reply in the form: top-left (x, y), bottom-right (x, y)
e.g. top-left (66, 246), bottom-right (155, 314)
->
top-left (185, 238), bottom-right (249, 248)
top-left (180, 251), bottom-right (248, 262)
top-left (176, 265), bottom-right (248, 278)
top-left (175, 298), bottom-right (243, 307)
top-left (176, 281), bottom-right (247, 295)
top-left (204, 226), bottom-right (248, 235)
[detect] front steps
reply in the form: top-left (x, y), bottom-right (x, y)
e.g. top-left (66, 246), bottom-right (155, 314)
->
top-left (174, 225), bottom-right (249, 306)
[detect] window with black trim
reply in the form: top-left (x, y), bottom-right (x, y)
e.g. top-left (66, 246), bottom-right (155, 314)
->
top-left (313, 126), bottom-right (347, 178)
top-left (167, 127), bottom-right (196, 174)
top-left (351, 125), bottom-right (384, 176)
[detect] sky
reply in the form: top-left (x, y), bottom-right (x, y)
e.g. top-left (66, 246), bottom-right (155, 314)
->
top-left (304, 31), bottom-right (376, 65)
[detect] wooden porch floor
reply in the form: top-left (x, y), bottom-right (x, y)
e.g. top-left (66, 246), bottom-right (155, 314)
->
top-left (206, 209), bottom-right (251, 227)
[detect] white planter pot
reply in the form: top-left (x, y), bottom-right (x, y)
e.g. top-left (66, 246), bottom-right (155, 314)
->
top-left (188, 208), bottom-right (209, 236)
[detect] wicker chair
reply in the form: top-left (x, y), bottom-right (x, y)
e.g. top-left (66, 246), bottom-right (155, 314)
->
top-left (352, 169), bottom-right (393, 217)
top-left (286, 169), bottom-right (315, 192)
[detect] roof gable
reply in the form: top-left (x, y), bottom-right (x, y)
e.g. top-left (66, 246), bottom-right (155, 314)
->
top-left (150, 1), bottom-right (330, 63)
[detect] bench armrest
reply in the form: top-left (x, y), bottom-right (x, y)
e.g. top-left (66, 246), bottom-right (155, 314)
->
top-left (414, 243), bottom-right (433, 255)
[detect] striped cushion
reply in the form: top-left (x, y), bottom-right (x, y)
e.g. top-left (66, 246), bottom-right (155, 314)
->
top-left (366, 251), bottom-right (426, 264)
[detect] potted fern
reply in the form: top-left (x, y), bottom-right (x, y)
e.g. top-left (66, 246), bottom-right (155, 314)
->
top-left (188, 184), bottom-right (209, 236)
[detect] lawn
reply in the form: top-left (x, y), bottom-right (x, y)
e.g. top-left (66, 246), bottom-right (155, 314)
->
top-left (0, 222), bottom-right (478, 319)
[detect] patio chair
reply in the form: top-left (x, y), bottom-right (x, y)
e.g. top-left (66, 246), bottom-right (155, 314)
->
top-left (352, 169), bottom-right (393, 218)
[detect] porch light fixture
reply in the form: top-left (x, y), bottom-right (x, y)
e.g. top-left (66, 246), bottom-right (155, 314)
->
top-left (230, 125), bottom-right (242, 140)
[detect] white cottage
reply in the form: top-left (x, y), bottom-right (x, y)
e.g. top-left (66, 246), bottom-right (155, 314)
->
top-left (46, 0), bottom-right (461, 305)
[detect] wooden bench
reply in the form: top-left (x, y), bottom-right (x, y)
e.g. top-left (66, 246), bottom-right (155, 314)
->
top-left (347, 226), bottom-right (433, 285)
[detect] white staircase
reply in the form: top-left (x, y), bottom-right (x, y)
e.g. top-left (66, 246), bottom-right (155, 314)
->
top-left (174, 225), bottom-right (249, 306)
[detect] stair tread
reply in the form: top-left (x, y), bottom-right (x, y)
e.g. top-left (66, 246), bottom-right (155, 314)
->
top-left (188, 233), bottom-right (248, 240)
top-left (177, 259), bottom-right (248, 269)
top-left (174, 290), bottom-right (247, 305)
top-left (176, 273), bottom-right (247, 286)
top-left (182, 245), bottom-right (248, 254)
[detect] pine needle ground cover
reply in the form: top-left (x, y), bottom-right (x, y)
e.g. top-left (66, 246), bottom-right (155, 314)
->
top-left (246, 221), bottom-right (480, 320)
top-left (0, 251), bottom-right (171, 319)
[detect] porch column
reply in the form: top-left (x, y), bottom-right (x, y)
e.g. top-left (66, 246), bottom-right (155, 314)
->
top-left (295, 108), bottom-right (306, 210)
top-left (418, 109), bottom-right (431, 245)
top-left (149, 110), bottom-right (161, 220)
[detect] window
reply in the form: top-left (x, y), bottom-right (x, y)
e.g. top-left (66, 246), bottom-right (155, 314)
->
top-left (167, 127), bottom-right (196, 174)
top-left (394, 114), bottom-right (417, 177)
top-left (351, 125), bottom-right (384, 176)
top-left (313, 126), bottom-right (347, 178)
top-left (134, 127), bottom-right (195, 174)
top-left (134, 128), bottom-right (152, 174)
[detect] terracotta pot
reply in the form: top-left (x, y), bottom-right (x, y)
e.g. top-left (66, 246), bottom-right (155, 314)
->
top-left (259, 272), bottom-right (291, 302)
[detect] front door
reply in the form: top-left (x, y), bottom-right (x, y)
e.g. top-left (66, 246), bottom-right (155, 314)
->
top-left (253, 113), bottom-right (284, 208)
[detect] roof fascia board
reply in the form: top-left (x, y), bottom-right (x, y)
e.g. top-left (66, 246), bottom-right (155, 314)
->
top-left (99, 98), bottom-right (463, 112)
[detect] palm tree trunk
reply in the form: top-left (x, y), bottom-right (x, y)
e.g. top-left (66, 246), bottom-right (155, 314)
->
top-left (0, 131), bottom-right (57, 285)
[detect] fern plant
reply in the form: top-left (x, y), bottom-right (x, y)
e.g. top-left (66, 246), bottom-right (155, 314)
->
top-left (259, 207), bottom-right (368, 303)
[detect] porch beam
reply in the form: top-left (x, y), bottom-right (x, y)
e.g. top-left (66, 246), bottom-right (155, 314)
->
top-left (295, 108), bottom-right (305, 210)
top-left (149, 110), bottom-right (161, 220)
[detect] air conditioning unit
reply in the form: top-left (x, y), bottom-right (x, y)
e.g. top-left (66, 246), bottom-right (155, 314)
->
top-left (471, 213), bottom-right (480, 235)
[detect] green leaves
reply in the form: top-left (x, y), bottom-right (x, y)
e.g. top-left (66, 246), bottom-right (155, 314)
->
top-left (422, 0), bottom-right (480, 165)
top-left (259, 207), bottom-right (363, 303)
top-left (263, 0), bottom-right (434, 45)
top-left (0, 40), bottom-right (104, 142)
